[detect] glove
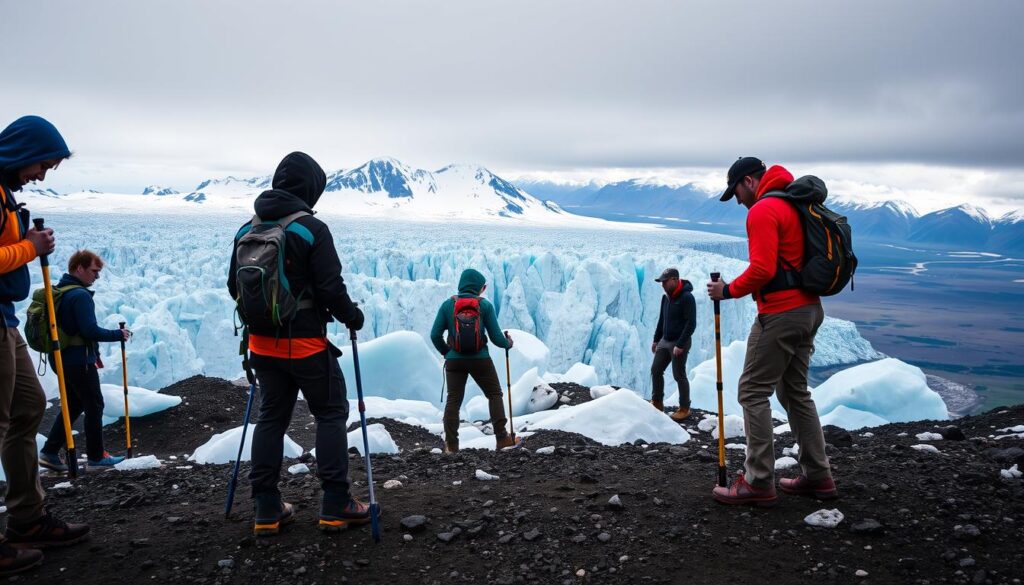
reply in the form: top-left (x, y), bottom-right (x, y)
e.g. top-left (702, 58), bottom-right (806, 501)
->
top-left (347, 307), bottom-right (365, 332)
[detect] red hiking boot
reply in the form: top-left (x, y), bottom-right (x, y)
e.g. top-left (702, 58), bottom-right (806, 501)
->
top-left (779, 475), bottom-right (839, 499)
top-left (495, 435), bottom-right (523, 450)
top-left (712, 475), bottom-right (778, 508)
top-left (319, 494), bottom-right (375, 532)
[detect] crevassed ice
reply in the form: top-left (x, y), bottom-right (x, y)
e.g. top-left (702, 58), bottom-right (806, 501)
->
top-left (19, 213), bottom-right (878, 399)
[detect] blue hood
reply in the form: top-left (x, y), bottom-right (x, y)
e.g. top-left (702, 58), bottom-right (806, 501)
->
top-left (0, 116), bottom-right (70, 190)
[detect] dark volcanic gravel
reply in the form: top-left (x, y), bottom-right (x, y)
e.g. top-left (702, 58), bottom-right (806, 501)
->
top-left (13, 376), bottom-right (1024, 585)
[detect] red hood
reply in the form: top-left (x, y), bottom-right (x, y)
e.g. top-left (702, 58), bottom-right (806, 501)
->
top-left (754, 165), bottom-right (794, 200)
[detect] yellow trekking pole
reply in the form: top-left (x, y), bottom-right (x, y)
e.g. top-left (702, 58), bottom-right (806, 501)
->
top-left (711, 272), bottom-right (727, 487)
top-left (33, 218), bottom-right (77, 478)
top-left (120, 321), bottom-right (132, 458)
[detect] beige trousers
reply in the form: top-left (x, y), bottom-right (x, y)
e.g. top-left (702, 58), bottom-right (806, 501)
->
top-left (737, 304), bottom-right (830, 488)
top-left (0, 328), bottom-right (47, 523)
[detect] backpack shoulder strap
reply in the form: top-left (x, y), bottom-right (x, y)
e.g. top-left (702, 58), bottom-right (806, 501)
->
top-left (277, 210), bottom-right (311, 229)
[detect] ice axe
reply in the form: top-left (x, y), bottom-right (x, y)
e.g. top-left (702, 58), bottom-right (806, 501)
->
top-left (349, 316), bottom-right (382, 543)
top-left (224, 353), bottom-right (256, 519)
top-left (711, 272), bottom-right (727, 487)
top-left (119, 321), bottom-right (133, 458)
top-left (33, 218), bottom-right (78, 478)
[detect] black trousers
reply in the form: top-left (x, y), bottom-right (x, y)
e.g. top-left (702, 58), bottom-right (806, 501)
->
top-left (249, 350), bottom-right (350, 497)
top-left (651, 340), bottom-right (690, 406)
top-left (444, 358), bottom-right (509, 446)
top-left (42, 363), bottom-right (106, 461)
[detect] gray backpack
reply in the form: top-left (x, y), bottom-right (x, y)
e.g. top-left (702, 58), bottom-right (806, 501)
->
top-left (233, 211), bottom-right (314, 328)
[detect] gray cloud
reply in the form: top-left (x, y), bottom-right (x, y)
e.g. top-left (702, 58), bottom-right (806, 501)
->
top-left (1, 0), bottom-right (1022, 202)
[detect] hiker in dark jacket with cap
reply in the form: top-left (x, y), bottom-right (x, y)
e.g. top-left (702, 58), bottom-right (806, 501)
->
top-left (227, 151), bottom-right (374, 536)
top-left (0, 116), bottom-right (89, 577)
top-left (650, 267), bottom-right (695, 421)
top-left (38, 250), bottom-right (131, 472)
top-left (430, 268), bottom-right (522, 453)
top-left (707, 156), bottom-right (833, 507)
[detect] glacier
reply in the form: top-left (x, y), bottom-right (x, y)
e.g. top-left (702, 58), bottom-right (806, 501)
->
top-left (17, 212), bottom-right (887, 425)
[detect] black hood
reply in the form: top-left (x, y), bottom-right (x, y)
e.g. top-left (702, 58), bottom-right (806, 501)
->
top-left (253, 152), bottom-right (326, 219)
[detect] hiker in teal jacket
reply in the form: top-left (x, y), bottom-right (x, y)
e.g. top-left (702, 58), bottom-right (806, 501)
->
top-left (430, 268), bottom-right (522, 452)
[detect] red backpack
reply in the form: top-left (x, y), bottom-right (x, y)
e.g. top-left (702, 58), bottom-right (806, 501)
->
top-left (450, 296), bottom-right (486, 353)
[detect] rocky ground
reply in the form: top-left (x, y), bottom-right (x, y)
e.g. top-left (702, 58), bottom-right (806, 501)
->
top-left (7, 376), bottom-right (1024, 585)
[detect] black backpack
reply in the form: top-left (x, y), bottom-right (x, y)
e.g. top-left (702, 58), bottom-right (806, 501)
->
top-left (760, 175), bottom-right (857, 297)
top-left (449, 296), bottom-right (486, 353)
top-left (233, 211), bottom-right (314, 328)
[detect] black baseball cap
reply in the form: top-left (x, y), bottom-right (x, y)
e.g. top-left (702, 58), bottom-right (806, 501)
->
top-left (720, 156), bottom-right (766, 202)
top-left (654, 268), bottom-right (680, 282)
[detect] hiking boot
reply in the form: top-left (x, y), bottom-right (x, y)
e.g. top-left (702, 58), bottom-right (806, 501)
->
top-left (712, 475), bottom-right (778, 508)
top-left (319, 493), bottom-right (375, 532)
top-left (38, 452), bottom-right (68, 473)
top-left (648, 399), bottom-right (664, 411)
top-left (0, 539), bottom-right (42, 577)
top-left (87, 452), bottom-right (125, 467)
top-left (669, 407), bottom-right (691, 422)
top-left (5, 513), bottom-right (90, 549)
top-left (253, 493), bottom-right (295, 536)
top-left (495, 434), bottom-right (523, 450)
top-left (779, 475), bottom-right (839, 500)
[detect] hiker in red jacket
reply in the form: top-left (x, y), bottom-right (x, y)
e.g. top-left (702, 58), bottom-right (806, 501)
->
top-left (706, 157), bottom-right (836, 507)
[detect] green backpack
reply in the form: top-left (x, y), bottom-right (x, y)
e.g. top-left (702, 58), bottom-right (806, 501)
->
top-left (24, 284), bottom-right (87, 353)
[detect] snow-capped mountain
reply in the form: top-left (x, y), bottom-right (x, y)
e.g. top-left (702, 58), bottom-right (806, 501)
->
top-left (909, 204), bottom-right (994, 248)
top-left (325, 157), bottom-right (434, 197)
top-left (991, 209), bottom-right (1024, 253)
top-left (16, 158), bottom-right (610, 226)
top-left (315, 158), bottom-right (570, 222)
top-left (829, 199), bottom-right (920, 240)
top-left (142, 185), bottom-right (180, 196)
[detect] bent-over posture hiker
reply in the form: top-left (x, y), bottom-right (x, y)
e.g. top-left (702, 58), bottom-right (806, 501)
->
top-left (707, 156), bottom-right (836, 506)
top-left (650, 267), bottom-right (695, 421)
top-left (430, 269), bottom-right (522, 452)
top-left (38, 250), bottom-right (131, 471)
top-left (0, 116), bottom-right (89, 577)
top-left (227, 151), bottom-right (373, 536)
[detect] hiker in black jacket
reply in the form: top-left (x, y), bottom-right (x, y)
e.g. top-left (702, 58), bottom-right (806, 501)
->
top-left (650, 268), bottom-right (695, 421)
top-left (227, 152), bottom-right (374, 536)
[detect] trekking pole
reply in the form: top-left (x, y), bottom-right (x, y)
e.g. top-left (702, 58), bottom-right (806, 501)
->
top-left (33, 218), bottom-right (78, 478)
top-left (711, 272), bottom-right (727, 487)
top-left (224, 356), bottom-right (256, 519)
top-left (504, 331), bottom-right (515, 439)
top-left (350, 323), bottom-right (382, 543)
top-left (119, 322), bottom-right (132, 458)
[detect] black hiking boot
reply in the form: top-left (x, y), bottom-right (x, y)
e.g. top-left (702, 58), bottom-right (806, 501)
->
top-left (5, 513), bottom-right (90, 549)
top-left (253, 493), bottom-right (294, 537)
top-left (0, 539), bottom-right (42, 577)
top-left (319, 492), bottom-right (375, 532)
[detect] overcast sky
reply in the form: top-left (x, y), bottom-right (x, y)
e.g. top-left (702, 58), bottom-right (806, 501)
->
top-left (3, 0), bottom-right (1022, 214)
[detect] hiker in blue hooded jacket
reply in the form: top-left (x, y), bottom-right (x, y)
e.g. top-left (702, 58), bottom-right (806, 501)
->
top-left (430, 269), bottom-right (522, 452)
top-left (0, 115), bottom-right (90, 577)
top-left (38, 249), bottom-right (131, 472)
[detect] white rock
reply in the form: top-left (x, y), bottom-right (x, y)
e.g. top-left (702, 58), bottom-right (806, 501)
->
top-left (589, 385), bottom-right (618, 400)
top-left (775, 456), bottom-right (799, 470)
top-left (430, 448), bottom-right (443, 454)
top-left (535, 446), bottom-right (556, 455)
top-left (1000, 464), bottom-right (1021, 479)
top-left (51, 481), bottom-right (73, 490)
top-left (915, 432), bottom-right (943, 441)
top-left (725, 443), bottom-right (746, 451)
top-left (383, 479), bottom-right (403, 489)
top-left (804, 509), bottom-right (844, 528)
top-left (782, 443), bottom-right (800, 457)
top-left (855, 569), bottom-right (868, 578)
top-left (475, 469), bottom-right (499, 481)
top-left (911, 444), bottom-right (941, 454)
top-left (997, 425), bottom-right (1024, 433)
top-left (287, 463), bottom-right (310, 475)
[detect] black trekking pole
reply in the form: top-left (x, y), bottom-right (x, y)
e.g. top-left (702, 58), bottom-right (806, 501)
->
top-left (119, 322), bottom-right (133, 458)
top-left (224, 356), bottom-right (257, 519)
top-left (33, 218), bottom-right (78, 478)
top-left (350, 325), bottom-right (382, 543)
top-left (711, 272), bottom-right (727, 487)
top-left (504, 331), bottom-right (515, 440)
